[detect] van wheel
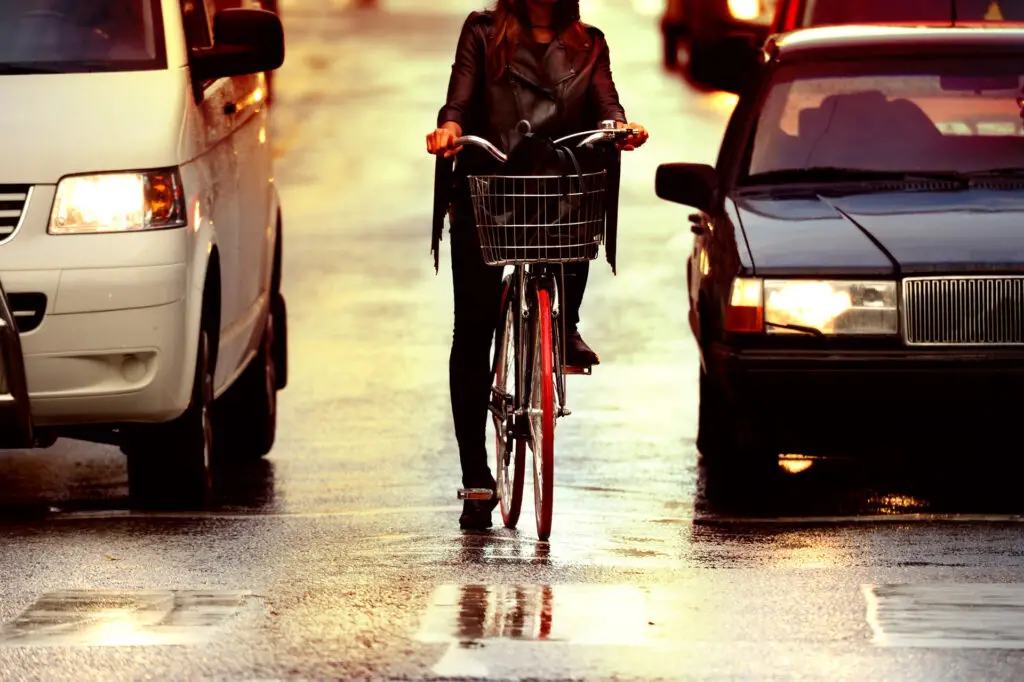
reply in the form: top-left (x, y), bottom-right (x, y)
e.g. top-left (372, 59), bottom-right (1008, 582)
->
top-left (125, 329), bottom-right (215, 509)
top-left (216, 300), bottom-right (279, 462)
top-left (272, 291), bottom-right (288, 390)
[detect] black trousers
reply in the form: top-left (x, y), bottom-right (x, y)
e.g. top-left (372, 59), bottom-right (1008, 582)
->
top-left (449, 203), bottom-right (588, 488)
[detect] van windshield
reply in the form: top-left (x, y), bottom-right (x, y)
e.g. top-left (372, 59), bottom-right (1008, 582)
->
top-left (0, 0), bottom-right (166, 74)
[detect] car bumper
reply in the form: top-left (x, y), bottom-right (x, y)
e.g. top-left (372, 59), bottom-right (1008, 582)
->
top-left (8, 264), bottom-right (192, 427)
top-left (709, 343), bottom-right (1024, 449)
top-left (711, 343), bottom-right (1024, 399)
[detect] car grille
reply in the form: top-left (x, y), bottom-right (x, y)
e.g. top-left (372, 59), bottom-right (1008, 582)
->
top-left (903, 276), bottom-right (1024, 345)
top-left (0, 185), bottom-right (30, 244)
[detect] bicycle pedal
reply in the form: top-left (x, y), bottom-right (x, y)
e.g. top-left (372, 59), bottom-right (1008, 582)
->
top-left (458, 488), bottom-right (496, 501)
top-left (563, 365), bottom-right (592, 376)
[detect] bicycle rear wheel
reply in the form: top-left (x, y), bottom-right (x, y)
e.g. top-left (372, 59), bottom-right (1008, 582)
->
top-left (493, 277), bottom-right (526, 528)
top-left (529, 287), bottom-right (555, 541)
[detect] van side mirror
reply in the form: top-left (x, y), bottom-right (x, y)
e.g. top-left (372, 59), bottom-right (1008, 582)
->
top-left (655, 163), bottom-right (719, 214)
top-left (190, 9), bottom-right (285, 82)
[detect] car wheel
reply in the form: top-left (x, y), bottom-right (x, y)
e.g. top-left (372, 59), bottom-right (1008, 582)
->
top-left (216, 300), bottom-right (279, 462)
top-left (697, 365), bottom-right (777, 502)
top-left (125, 328), bottom-right (215, 509)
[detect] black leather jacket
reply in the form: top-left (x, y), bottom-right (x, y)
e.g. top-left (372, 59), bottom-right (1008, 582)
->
top-left (432, 11), bottom-right (628, 272)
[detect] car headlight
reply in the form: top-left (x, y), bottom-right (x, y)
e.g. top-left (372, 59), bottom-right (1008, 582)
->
top-left (764, 280), bottom-right (898, 335)
top-left (724, 278), bottom-right (898, 335)
top-left (48, 169), bottom-right (186, 235)
top-left (727, 0), bottom-right (760, 21)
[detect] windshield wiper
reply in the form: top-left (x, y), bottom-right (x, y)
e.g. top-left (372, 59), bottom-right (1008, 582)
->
top-left (765, 321), bottom-right (825, 337)
top-left (743, 167), bottom-right (968, 186)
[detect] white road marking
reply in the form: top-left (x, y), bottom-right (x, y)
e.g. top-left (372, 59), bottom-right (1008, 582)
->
top-left (864, 584), bottom-right (1024, 648)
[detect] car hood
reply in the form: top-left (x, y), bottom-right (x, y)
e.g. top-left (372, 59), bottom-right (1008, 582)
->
top-left (734, 188), bottom-right (1024, 277)
top-left (0, 69), bottom-right (189, 185)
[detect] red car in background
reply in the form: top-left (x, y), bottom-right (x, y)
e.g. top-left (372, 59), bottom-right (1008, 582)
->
top-left (772, 0), bottom-right (1024, 33)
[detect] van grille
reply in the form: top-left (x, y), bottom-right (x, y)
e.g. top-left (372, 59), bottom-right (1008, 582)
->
top-left (0, 185), bottom-right (30, 244)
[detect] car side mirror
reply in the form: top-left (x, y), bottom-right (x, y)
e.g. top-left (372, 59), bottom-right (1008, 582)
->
top-left (190, 8), bottom-right (285, 82)
top-left (655, 163), bottom-right (718, 214)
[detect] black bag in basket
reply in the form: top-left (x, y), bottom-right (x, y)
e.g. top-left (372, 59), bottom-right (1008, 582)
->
top-left (495, 132), bottom-right (604, 258)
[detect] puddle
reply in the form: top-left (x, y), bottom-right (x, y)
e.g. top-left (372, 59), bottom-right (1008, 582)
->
top-left (415, 584), bottom-right (654, 646)
top-left (0, 590), bottom-right (251, 647)
top-left (865, 583), bottom-right (1024, 648)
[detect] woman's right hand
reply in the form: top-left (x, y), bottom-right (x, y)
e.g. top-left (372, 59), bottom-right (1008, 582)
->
top-left (426, 122), bottom-right (463, 158)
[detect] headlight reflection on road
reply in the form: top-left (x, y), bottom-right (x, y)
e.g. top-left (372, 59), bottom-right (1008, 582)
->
top-left (778, 454), bottom-right (814, 474)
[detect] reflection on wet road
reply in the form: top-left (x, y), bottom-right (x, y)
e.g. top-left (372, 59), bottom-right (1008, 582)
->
top-left (2, 0), bottom-right (1024, 678)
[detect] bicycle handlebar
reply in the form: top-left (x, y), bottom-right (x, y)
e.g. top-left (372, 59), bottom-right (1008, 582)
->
top-left (451, 123), bottom-right (637, 164)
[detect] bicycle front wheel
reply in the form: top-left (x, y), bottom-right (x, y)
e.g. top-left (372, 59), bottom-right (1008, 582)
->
top-left (529, 287), bottom-right (555, 541)
top-left (494, 277), bottom-right (526, 528)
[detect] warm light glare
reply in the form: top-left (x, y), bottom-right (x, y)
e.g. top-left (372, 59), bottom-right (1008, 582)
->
top-left (766, 281), bottom-right (851, 331)
top-left (49, 171), bottom-right (185, 234)
top-left (50, 174), bottom-right (146, 233)
top-left (727, 0), bottom-right (760, 20)
top-left (730, 278), bottom-right (762, 308)
top-left (779, 454), bottom-right (813, 474)
top-left (258, 127), bottom-right (267, 144)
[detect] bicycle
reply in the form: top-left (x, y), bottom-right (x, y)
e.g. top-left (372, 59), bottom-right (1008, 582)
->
top-left (454, 121), bottom-right (636, 540)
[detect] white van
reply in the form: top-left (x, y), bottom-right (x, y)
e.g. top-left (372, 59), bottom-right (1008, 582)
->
top-left (0, 0), bottom-right (288, 508)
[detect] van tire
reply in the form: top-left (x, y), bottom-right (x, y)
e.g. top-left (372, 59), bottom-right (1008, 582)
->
top-left (216, 300), bottom-right (279, 462)
top-left (125, 328), bottom-right (215, 509)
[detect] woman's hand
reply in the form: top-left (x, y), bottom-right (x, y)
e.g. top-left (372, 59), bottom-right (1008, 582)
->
top-left (426, 122), bottom-right (464, 158)
top-left (616, 122), bottom-right (649, 151)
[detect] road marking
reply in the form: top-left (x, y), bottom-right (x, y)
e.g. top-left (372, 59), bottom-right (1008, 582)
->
top-left (697, 514), bottom-right (1024, 525)
top-left (864, 584), bottom-right (1024, 648)
top-left (0, 590), bottom-right (251, 647)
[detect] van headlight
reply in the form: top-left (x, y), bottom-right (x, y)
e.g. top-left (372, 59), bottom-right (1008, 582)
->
top-left (48, 169), bottom-right (186, 234)
top-left (764, 280), bottom-right (898, 335)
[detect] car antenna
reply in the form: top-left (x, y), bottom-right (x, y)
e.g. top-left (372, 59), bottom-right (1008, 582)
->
top-left (951, 0), bottom-right (957, 25)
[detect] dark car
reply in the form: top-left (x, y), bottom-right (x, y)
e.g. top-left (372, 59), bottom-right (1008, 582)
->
top-left (772, 0), bottom-right (1024, 33)
top-left (656, 26), bottom-right (1024, 472)
top-left (662, 0), bottom-right (777, 85)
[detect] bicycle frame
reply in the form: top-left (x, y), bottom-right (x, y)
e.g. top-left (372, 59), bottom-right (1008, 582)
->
top-left (490, 261), bottom-right (575, 447)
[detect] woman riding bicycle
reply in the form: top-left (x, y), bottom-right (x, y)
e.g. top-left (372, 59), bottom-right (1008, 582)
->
top-left (426, 0), bottom-right (649, 530)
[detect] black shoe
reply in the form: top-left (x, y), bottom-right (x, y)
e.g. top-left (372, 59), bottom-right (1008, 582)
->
top-left (459, 497), bottom-right (498, 530)
top-left (459, 475), bottom-right (498, 530)
top-left (565, 330), bottom-right (599, 367)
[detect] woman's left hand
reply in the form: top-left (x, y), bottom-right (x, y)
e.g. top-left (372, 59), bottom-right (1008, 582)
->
top-left (616, 122), bottom-right (649, 151)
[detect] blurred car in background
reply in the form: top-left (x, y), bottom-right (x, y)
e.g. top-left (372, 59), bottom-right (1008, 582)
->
top-left (772, 0), bottom-right (1024, 33)
top-left (661, 0), bottom-right (777, 87)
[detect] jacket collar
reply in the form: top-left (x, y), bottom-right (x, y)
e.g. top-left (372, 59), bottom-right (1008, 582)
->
top-left (507, 36), bottom-right (584, 95)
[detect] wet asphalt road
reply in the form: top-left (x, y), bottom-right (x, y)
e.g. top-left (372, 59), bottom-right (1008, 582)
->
top-left (4, 0), bottom-right (1024, 679)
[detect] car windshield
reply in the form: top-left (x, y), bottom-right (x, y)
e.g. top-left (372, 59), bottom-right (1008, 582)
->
top-left (0, 0), bottom-right (166, 74)
top-left (802, 0), bottom-right (1024, 24)
top-left (744, 56), bottom-right (1024, 183)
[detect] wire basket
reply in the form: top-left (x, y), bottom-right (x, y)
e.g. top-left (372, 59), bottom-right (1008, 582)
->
top-left (466, 171), bottom-right (608, 265)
